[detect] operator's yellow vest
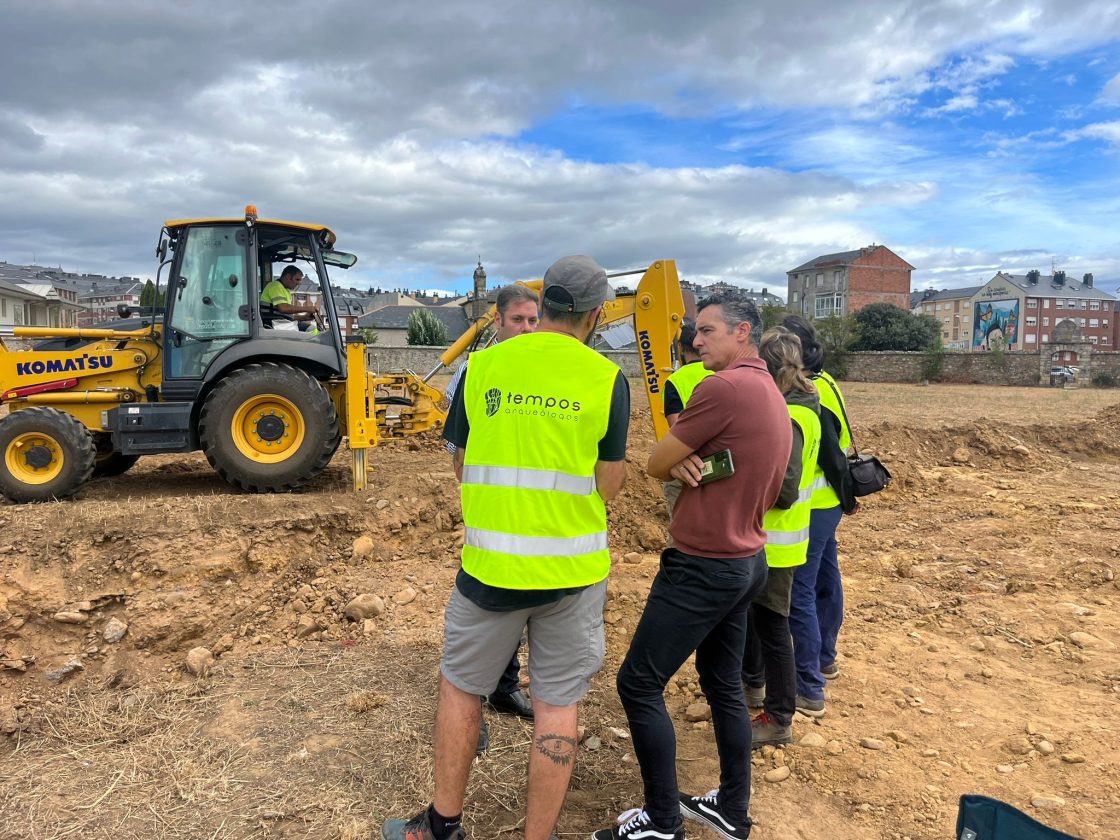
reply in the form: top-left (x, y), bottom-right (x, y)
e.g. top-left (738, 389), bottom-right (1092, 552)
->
top-left (763, 402), bottom-right (821, 567)
top-left (461, 332), bottom-right (618, 589)
top-left (665, 361), bottom-right (713, 411)
top-left (809, 370), bottom-right (850, 510)
top-left (260, 279), bottom-right (292, 306)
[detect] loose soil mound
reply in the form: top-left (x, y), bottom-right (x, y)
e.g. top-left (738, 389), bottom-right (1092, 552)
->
top-left (2, 384), bottom-right (1117, 839)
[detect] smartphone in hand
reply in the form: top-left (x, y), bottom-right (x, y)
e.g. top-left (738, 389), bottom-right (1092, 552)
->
top-left (698, 449), bottom-right (735, 485)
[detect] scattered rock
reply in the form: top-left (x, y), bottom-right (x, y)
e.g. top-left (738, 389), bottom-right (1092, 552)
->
top-left (685, 702), bottom-right (712, 722)
top-left (608, 726), bottom-right (631, 740)
top-left (344, 594), bottom-right (385, 621)
top-left (1011, 444), bottom-right (1030, 456)
top-left (996, 764), bottom-right (1014, 774)
top-left (1005, 737), bottom-right (1033, 756)
top-left (102, 617), bottom-right (128, 643)
top-left (921, 749), bottom-right (940, 758)
top-left (295, 616), bottom-right (321, 638)
top-left (44, 656), bottom-right (84, 684)
top-left (53, 611), bottom-right (87, 625)
top-left (969, 639), bottom-right (986, 652)
top-left (622, 552), bottom-right (643, 564)
top-left (1030, 794), bottom-right (1065, 810)
top-left (1037, 740), bottom-right (1055, 755)
top-left (1067, 632), bottom-right (1100, 649)
top-left (764, 766), bottom-right (791, 783)
top-left (952, 447), bottom-right (971, 464)
top-left (185, 647), bottom-right (215, 677)
top-left (1060, 753), bottom-right (1086, 764)
top-left (826, 740), bottom-right (844, 755)
top-left (375, 499), bottom-right (391, 511)
top-left (860, 738), bottom-right (886, 750)
top-left (351, 536), bottom-right (376, 558)
top-left (799, 732), bottom-right (827, 748)
top-left (636, 523), bottom-right (664, 551)
top-left (886, 730), bottom-right (909, 744)
top-left (584, 735), bottom-right (602, 750)
top-left (393, 587), bottom-right (417, 606)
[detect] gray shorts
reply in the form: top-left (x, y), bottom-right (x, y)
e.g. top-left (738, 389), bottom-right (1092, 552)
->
top-left (441, 580), bottom-right (607, 707)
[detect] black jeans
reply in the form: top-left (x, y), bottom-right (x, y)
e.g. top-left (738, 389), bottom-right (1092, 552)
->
top-left (617, 547), bottom-right (768, 829)
top-left (742, 603), bottom-right (796, 726)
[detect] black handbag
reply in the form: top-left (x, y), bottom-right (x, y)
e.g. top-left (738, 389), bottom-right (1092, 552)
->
top-left (820, 377), bottom-right (891, 497)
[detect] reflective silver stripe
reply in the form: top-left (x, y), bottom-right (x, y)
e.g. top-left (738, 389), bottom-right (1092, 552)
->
top-left (462, 465), bottom-right (596, 496)
top-left (765, 527), bottom-right (810, 546)
top-left (809, 476), bottom-right (831, 492)
top-left (465, 527), bottom-right (608, 557)
top-left (797, 487), bottom-right (814, 505)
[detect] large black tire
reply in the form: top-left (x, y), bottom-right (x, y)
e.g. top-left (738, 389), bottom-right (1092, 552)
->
top-left (0, 407), bottom-right (96, 503)
top-left (93, 451), bottom-right (141, 479)
top-left (198, 362), bottom-right (339, 493)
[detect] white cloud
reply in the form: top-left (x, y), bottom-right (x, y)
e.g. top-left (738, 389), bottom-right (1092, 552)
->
top-left (1102, 72), bottom-right (1120, 103)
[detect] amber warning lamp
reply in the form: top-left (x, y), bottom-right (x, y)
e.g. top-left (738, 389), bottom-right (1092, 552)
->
top-left (244, 204), bottom-right (258, 225)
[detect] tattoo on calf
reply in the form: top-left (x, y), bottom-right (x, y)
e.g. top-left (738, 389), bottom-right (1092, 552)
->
top-left (535, 733), bottom-right (577, 766)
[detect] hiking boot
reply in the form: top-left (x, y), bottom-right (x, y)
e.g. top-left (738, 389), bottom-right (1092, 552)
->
top-left (820, 662), bottom-right (840, 680)
top-left (744, 684), bottom-right (765, 708)
top-left (382, 808), bottom-right (466, 840)
top-left (591, 808), bottom-right (684, 840)
top-left (750, 712), bottom-right (792, 749)
top-left (486, 688), bottom-right (534, 719)
top-left (795, 695), bottom-right (826, 718)
top-left (679, 790), bottom-right (752, 840)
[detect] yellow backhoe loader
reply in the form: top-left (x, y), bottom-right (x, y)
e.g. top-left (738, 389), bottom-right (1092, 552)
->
top-left (0, 207), bottom-right (684, 503)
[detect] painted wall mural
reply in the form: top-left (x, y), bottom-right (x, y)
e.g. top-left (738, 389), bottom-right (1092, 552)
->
top-left (973, 299), bottom-right (1019, 350)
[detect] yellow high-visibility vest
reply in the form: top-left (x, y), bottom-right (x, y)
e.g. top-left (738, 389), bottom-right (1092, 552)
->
top-left (461, 332), bottom-right (619, 589)
top-left (665, 361), bottom-right (713, 411)
top-left (809, 370), bottom-right (850, 509)
top-left (763, 402), bottom-right (821, 567)
top-left (260, 279), bottom-right (292, 307)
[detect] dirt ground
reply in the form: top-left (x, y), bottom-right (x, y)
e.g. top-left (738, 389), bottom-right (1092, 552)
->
top-left (1, 382), bottom-right (1117, 840)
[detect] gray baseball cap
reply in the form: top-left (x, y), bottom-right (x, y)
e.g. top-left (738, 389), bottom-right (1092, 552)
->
top-left (541, 255), bottom-right (616, 313)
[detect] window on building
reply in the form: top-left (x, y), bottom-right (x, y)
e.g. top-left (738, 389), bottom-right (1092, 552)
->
top-left (0, 298), bottom-right (6, 317)
top-left (1042, 317), bottom-right (1050, 326)
top-left (814, 293), bottom-right (842, 319)
top-left (942, 330), bottom-right (949, 339)
top-left (1055, 300), bottom-right (1064, 308)
top-left (792, 291), bottom-right (799, 303)
top-left (1089, 336), bottom-right (1099, 344)
top-left (1090, 318), bottom-right (1099, 327)
top-left (1027, 298), bottom-right (1038, 308)
top-left (1026, 316), bottom-right (1037, 326)
top-left (816, 273), bottom-right (824, 288)
top-left (1026, 335), bottom-right (1036, 344)
top-left (1078, 318), bottom-right (1086, 327)
top-left (833, 270), bottom-right (842, 284)
top-left (1090, 301), bottom-right (1100, 310)
top-left (1104, 318), bottom-right (1110, 326)
top-left (1068, 299), bottom-right (1077, 308)
top-left (1043, 299), bottom-right (1050, 308)
top-left (1103, 337), bottom-right (1111, 345)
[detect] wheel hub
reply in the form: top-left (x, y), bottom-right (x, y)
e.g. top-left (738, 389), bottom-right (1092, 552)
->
top-left (25, 445), bottom-right (54, 470)
top-left (255, 414), bottom-right (286, 442)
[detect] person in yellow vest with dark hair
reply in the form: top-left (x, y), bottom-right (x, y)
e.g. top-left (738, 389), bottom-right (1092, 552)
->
top-left (383, 256), bottom-right (630, 840)
top-left (743, 326), bottom-right (822, 748)
top-left (260, 266), bottom-right (319, 324)
top-left (661, 319), bottom-right (712, 518)
top-left (780, 314), bottom-right (857, 718)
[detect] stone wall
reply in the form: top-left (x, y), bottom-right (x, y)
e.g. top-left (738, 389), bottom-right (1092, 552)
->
top-left (365, 345), bottom-right (644, 378)
top-left (845, 349), bottom-right (1120, 386)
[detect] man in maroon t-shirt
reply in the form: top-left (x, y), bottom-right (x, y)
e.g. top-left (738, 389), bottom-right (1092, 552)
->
top-left (592, 292), bottom-right (791, 840)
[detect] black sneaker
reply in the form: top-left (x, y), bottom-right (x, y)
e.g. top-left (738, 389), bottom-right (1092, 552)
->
top-left (820, 662), bottom-right (840, 680)
top-left (591, 808), bottom-right (684, 840)
top-left (382, 808), bottom-right (466, 840)
top-left (486, 688), bottom-right (534, 719)
top-left (679, 790), bottom-right (751, 840)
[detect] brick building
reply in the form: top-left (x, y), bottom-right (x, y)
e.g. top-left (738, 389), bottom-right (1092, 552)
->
top-left (787, 245), bottom-right (914, 319)
top-left (912, 286), bottom-right (981, 350)
top-left (969, 270), bottom-right (1116, 355)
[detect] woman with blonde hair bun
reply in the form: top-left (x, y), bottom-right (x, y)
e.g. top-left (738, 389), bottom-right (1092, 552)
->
top-left (742, 326), bottom-right (823, 747)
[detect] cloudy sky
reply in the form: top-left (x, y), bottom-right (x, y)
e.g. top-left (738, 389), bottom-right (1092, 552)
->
top-left (2, 1), bottom-right (1119, 299)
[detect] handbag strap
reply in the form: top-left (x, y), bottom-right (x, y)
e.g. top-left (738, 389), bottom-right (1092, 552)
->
top-left (816, 374), bottom-right (859, 456)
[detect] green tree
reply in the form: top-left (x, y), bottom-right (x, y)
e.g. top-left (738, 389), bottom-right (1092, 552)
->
top-left (849, 303), bottom-right (940, 351)
top-left (815, 313), bottom-right (860, 376)
top-left (358, 327), bottom-right (379, 345)
top-left (406, 309), bottom-right (449, 346)
top-left (759, 303), bottom-right (789, 331)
